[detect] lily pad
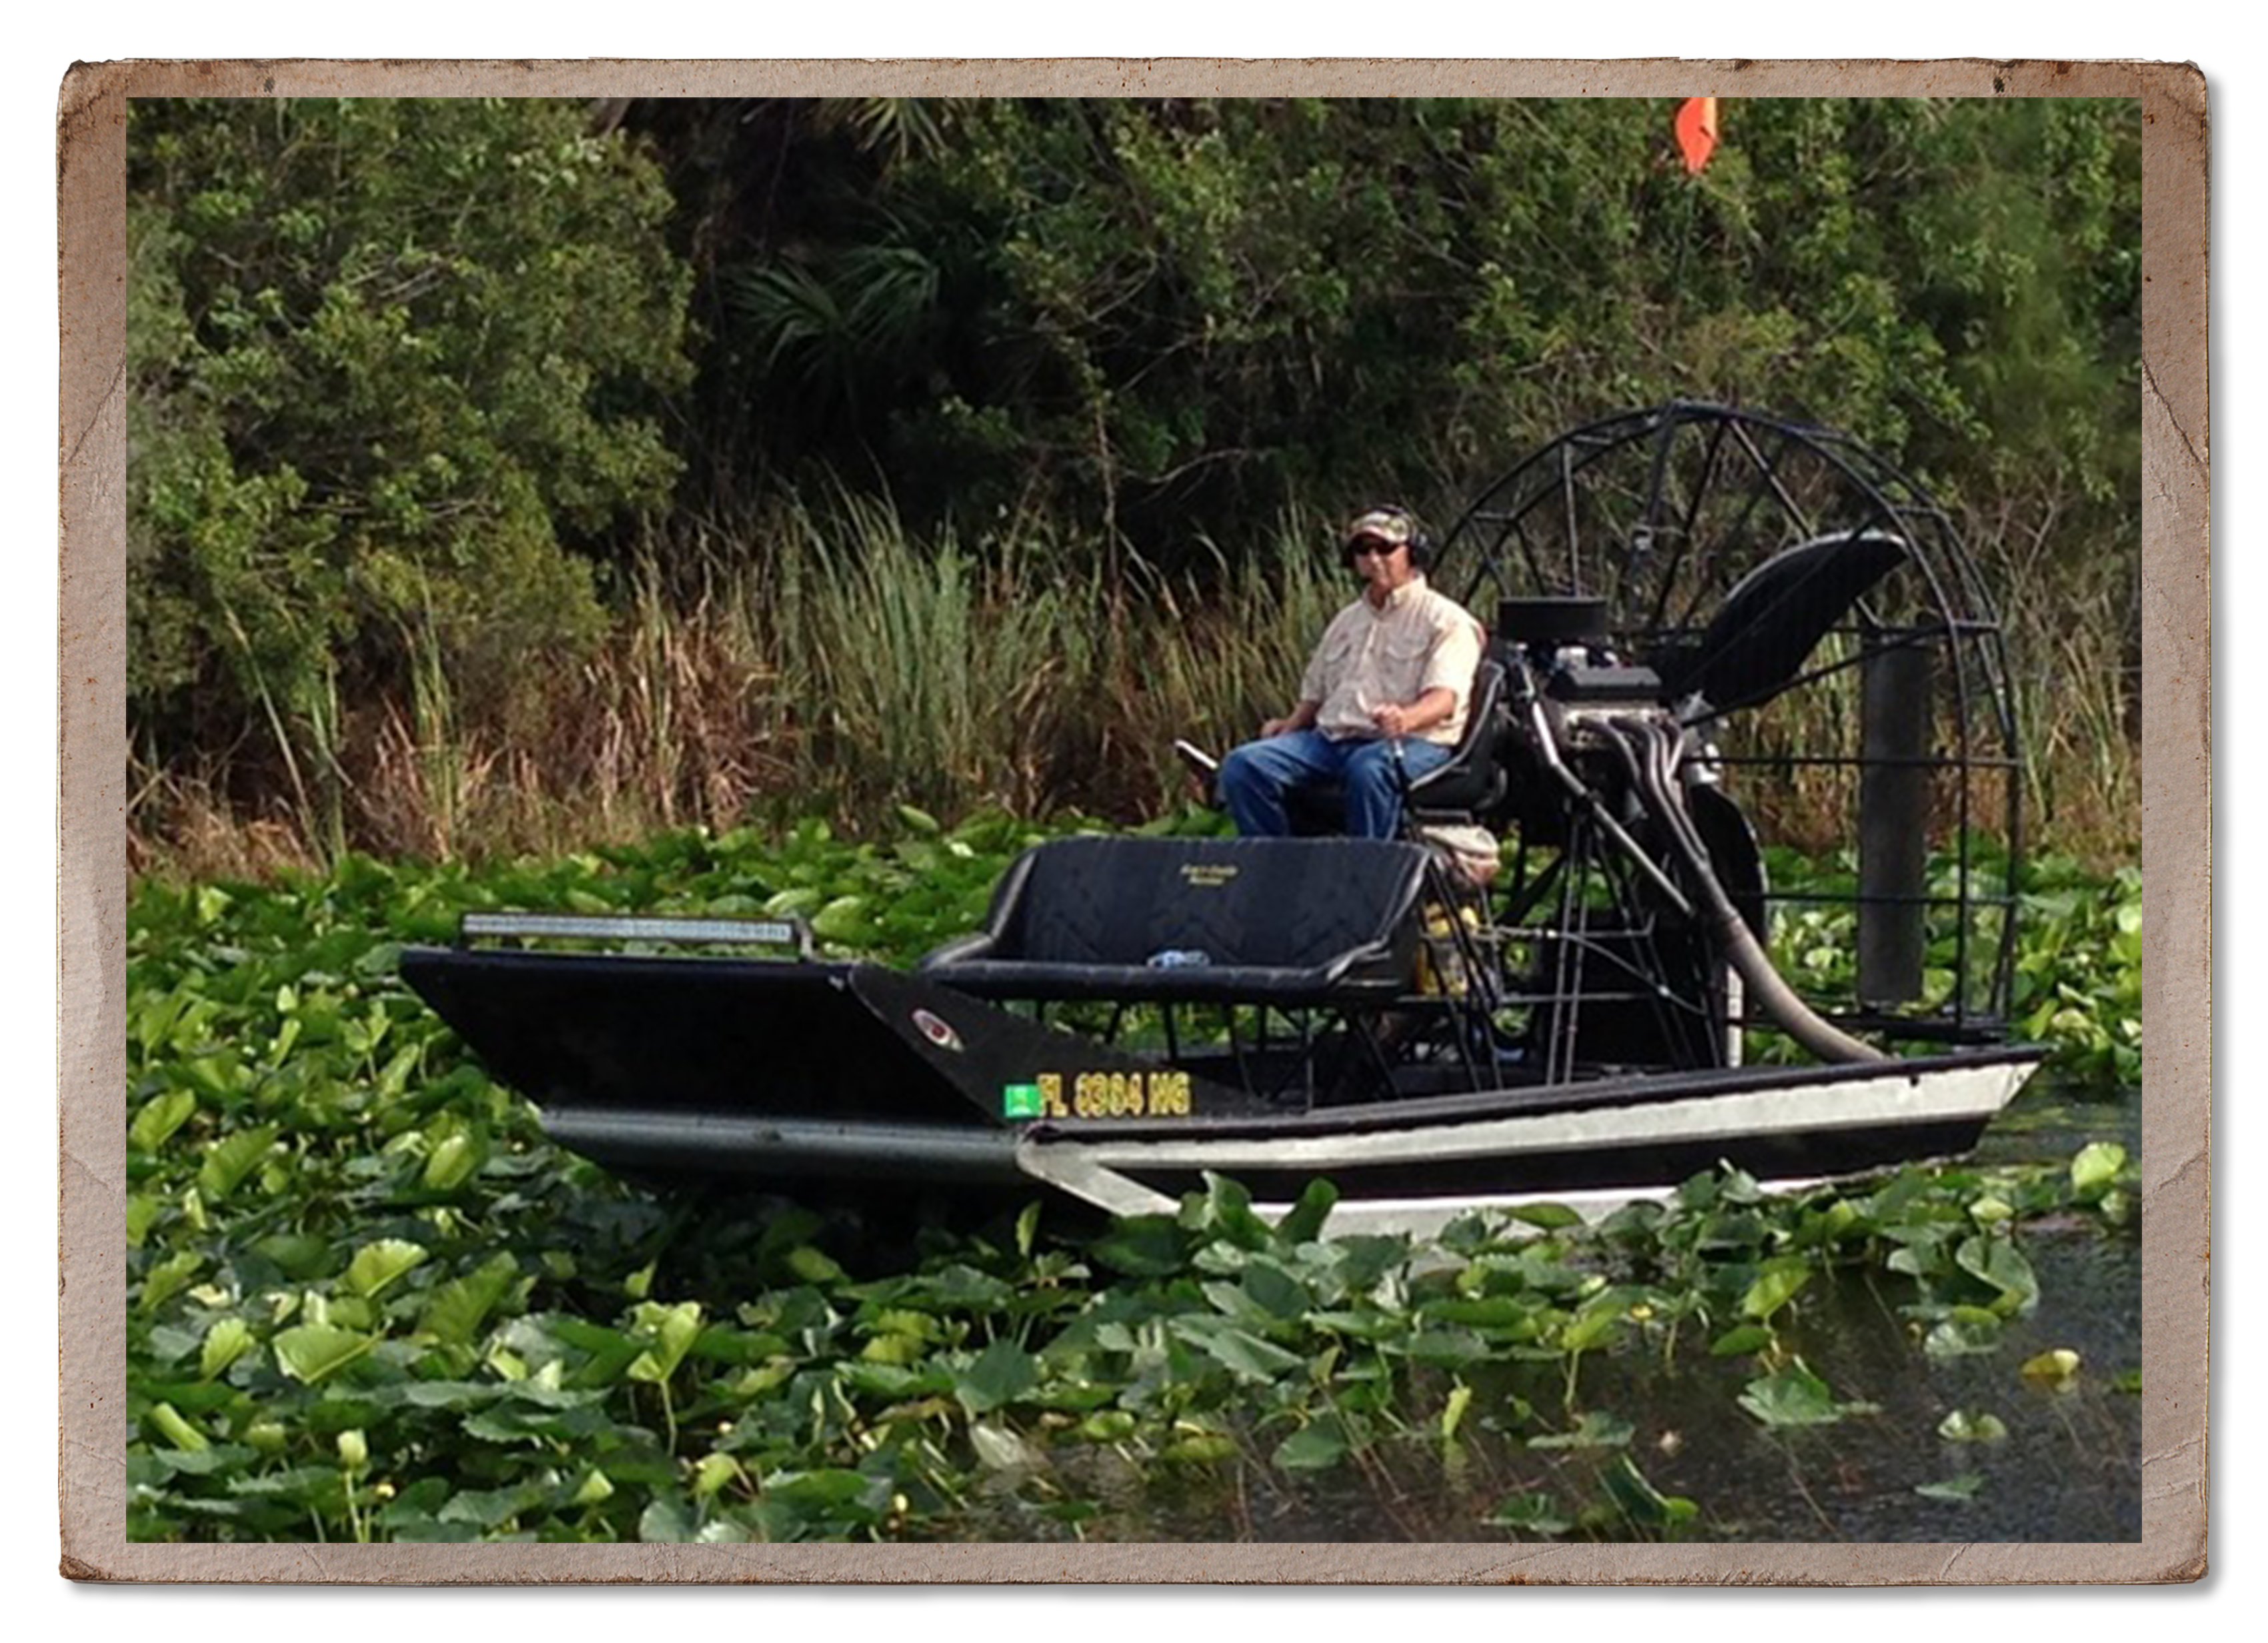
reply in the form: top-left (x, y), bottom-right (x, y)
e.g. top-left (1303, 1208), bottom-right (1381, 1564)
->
top-left (1738, 1362), bottom-right (1846, 1428)
top-left (1709, 1324), bottom-right (1775, 1358)
top-left (1088, 1215), bottom-right (1190, 1278)
top-left (272, 1324), bottom-right (377, 1384)
top-left (197, 1125), bottom-right (280, 1202)
top-left (2020, 1348), bottom-right (2083, 1390)
top-left (1937, 1408), bottom-right (2010, 1444)
top-left (1489, 1492), bottom-right (1574, 1535)
top-left (1176, 1317), bottom-right (1306, 1380)
top-left (1923, 1314), bottom-right (2004, 1361)
top-left (1272, 1419), bottom-right (1351, 1472)
top-left (1601, 1455), bottom-right (1700, 1530)
top-left (1955, 1234), bottom-right (2040, 1316)
top-left (954, 1337), bottom-right (1041, 1414)
top-left (342, 1238), bottom-right (429, 1299)
top-left (1160, 1431), bottom-right (1239, 1464)
top-left (2071, 1141), bottom-right (2127, 1198)
top-left (1740, 1257), bottom-right (1812, 1322)
top-left (1529, 1410), bottom-right (1635, 1450)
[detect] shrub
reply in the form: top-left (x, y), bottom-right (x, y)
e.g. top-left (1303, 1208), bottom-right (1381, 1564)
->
top-left (128, 97), bottom-right (696, 820)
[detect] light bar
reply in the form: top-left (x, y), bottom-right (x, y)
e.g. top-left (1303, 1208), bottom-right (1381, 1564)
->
top-left (460, 911), bottom-right (812, 957)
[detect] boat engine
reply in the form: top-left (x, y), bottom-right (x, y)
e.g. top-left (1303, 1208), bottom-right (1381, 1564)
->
top-left (1462, 593), bottom-right (1888, 1076)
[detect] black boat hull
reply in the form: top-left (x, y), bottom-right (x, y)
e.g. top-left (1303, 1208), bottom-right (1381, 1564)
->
top-left (402, 945), bottom-right (2041, 1218)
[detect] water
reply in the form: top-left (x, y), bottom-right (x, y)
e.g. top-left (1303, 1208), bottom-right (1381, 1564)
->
top-left (964, 1240), bottom-right (2139, 1543)
top-left (1632, 1235), bottom-right (2141, 1541)
top-left (960, 1083), bottom-right (2145, 1544)
top-left (1974, 1077), bottom-right (2144, 1168)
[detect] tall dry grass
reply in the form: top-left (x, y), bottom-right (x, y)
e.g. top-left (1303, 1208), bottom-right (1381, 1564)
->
top-left (127, 493), bottom-right (2139, 882)
top-left (1965, 494), bottom-right (2141, 866)
top-left (129, 498), bottom-right (1349, 878)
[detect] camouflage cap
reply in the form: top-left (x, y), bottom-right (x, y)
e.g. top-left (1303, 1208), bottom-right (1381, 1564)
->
top-left (1344, 507), bottom-right (1416, 549)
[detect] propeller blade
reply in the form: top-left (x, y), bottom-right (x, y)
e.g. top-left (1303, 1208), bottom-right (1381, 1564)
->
top-left (1658, 530), bottom-right (1907, 712)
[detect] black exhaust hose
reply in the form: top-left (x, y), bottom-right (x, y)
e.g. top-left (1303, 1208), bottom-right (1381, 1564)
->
top-left (1619, 719), bottom-right (1887, 1066)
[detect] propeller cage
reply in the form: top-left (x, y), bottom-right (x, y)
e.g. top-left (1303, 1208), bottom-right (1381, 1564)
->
top-left (1430, 401), bottom-right (2023, 1061)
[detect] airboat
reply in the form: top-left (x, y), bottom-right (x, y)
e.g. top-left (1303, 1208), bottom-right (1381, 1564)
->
top-left (403, 403), bottom-right (2043, 1226)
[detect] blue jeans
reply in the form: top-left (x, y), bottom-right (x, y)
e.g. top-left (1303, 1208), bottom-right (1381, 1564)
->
top-left (1217, 729), bottom-right (1452, 838)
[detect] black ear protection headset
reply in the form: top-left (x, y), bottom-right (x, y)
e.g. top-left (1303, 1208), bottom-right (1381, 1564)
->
top-left (1342, 504), bottom-right (1432, 573)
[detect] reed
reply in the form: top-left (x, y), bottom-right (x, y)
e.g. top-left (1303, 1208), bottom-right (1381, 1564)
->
top-left (127, 493), bottom-right (2140, 881)
top-left (1967, 504), bottom-right (2140, 872)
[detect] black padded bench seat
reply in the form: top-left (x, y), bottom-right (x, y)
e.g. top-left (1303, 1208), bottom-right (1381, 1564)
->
top-left (919, 836), bottom-right (1430, 1005)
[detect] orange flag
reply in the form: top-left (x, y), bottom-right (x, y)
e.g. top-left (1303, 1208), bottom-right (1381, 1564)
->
top-left (1675, 96), bottom-right (1719, 174)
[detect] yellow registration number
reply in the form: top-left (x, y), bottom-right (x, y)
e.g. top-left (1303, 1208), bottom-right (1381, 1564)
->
top-left (1041, 1069), bottom-right (1193, 1120)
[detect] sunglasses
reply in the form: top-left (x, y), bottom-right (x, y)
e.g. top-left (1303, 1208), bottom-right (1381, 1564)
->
top-left (1348, 539), bottom-right (1404, 558)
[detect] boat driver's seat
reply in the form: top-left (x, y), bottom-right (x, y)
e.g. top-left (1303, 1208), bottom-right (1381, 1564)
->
top-left (1402, 653), bottom-right (1512, 826)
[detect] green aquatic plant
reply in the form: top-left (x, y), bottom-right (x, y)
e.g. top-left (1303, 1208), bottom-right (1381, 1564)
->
top-left (126, 822), bottom-right (2141, 1542)
top-left (1757, 841), bottom-right (2140, 1091)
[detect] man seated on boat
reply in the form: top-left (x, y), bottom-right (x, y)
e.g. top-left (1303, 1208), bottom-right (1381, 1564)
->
top-left (1216, 505), bottom-right (1486, 840)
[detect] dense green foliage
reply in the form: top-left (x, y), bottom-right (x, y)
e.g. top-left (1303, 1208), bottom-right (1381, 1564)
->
top-left (125, 96), bottom-right (2141, 864)
top-left (665, 98), bottom-right (2137, 565)
top-left (128, 98), bottom-right (693, 842)
top-left (1758, 843), bottom-right (2143, 1086)
top-left (127, 819), bottom-right (2139, 1542)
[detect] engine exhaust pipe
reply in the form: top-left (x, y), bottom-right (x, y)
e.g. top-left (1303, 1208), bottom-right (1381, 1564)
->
top-left (1621, 719), bottom-right (1887, 1065)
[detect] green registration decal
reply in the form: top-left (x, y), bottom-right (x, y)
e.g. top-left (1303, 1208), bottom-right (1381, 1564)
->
top-left (1004, 1071), bottom-right (1194, 1122)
